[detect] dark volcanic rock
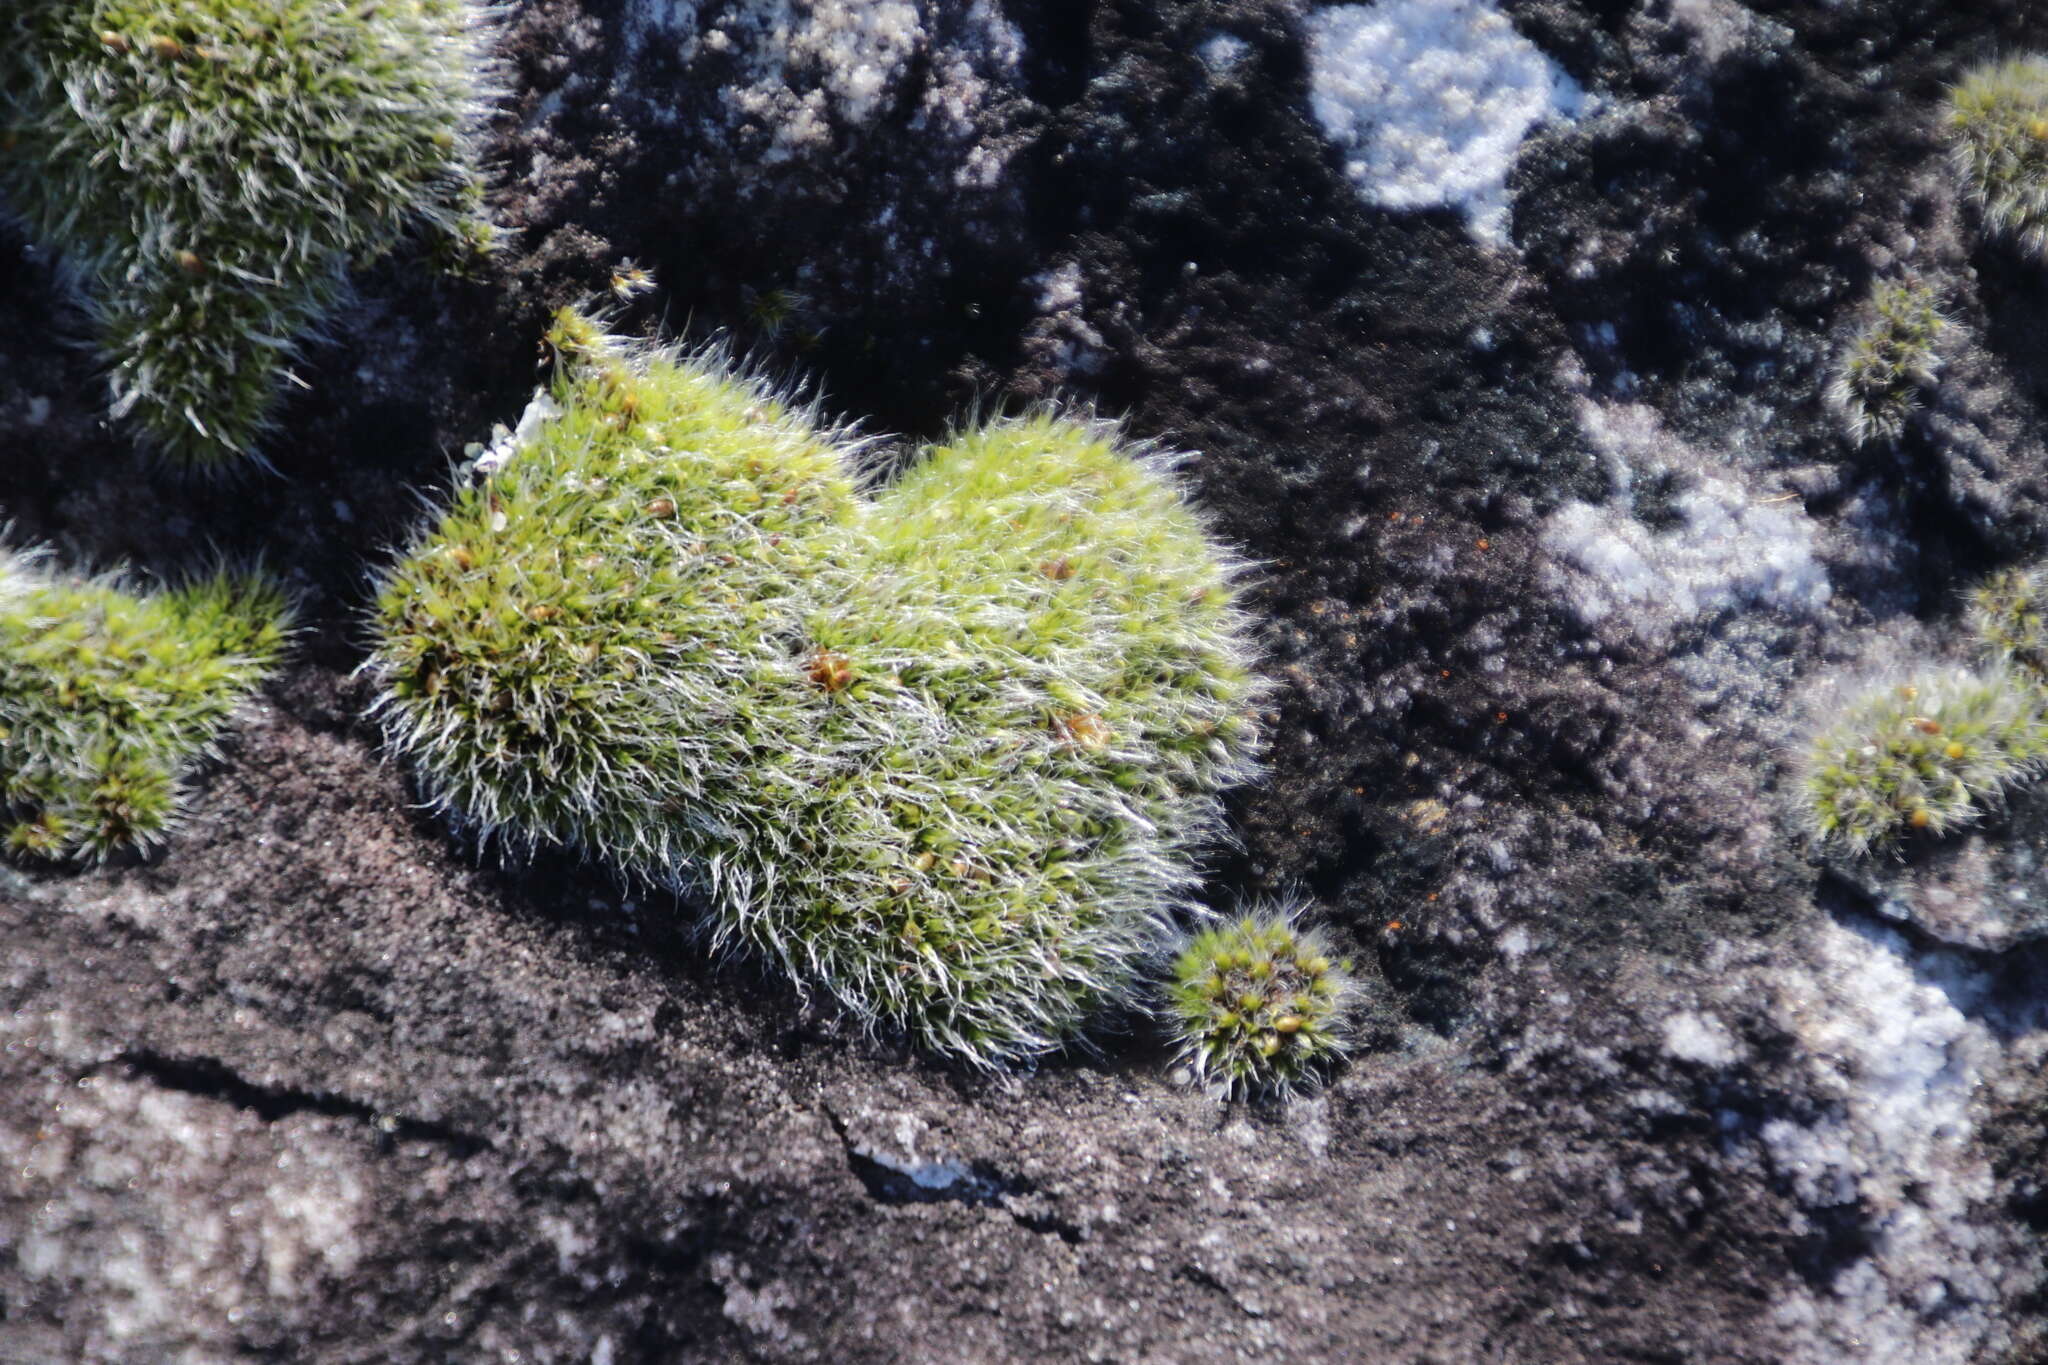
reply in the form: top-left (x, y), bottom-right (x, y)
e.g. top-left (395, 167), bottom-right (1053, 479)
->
top-left (8, 1), bottom-right (2048, 1361)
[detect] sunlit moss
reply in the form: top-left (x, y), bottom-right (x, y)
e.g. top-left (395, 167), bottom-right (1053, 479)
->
top-left (1, 552), bottom-right (290, 860)
top-left (1162, 905), bottom-right (1359, 1099)
top-left (0, 0), bottom-right (496, 465)
top-left (368, 310), bottom-right (1268, 1066)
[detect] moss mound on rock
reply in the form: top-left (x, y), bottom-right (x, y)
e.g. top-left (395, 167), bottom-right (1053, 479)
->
top-left (369, 309), bottom-right (1266, 1065)
top-left (0, 552), bottom-right (290, 861)
top-left (0, 0), bottom-right (496, 465)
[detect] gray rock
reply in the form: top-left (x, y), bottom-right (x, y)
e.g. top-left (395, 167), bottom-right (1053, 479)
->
top-left (1825, 797), bottom-right (2048, 953)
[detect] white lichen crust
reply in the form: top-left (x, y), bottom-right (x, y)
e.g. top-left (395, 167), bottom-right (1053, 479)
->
top-left (1304, 0), bottom-right (1586, 244)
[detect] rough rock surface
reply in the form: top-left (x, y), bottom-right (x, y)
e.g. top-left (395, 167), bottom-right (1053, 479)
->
top-left (7, 1), bottom-right (2048, 1360)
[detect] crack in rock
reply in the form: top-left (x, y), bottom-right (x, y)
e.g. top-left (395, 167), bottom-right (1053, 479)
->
top-left (821, 1103), bottom-right (1081, 1243)
top-left (104, 1049), bottom-right (493, 1159)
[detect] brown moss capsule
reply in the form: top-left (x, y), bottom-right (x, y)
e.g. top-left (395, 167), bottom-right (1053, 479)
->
top-left (1054, 711), bottom-right (1112, 751)
top-left (807, 649), bottom-right (855, 694)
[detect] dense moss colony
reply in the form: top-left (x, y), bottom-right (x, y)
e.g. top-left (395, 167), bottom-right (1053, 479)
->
top-left (370, 310), bottom-right (1265, 1065)
top-left (0, 552), bottom-right (289, 860)
top-left (1162, 907), bottom-right (1358, 1099)
top-left (1950, 54), bottom-right (2048, 264)
top-left (0, 0), bottom-right (494, 465)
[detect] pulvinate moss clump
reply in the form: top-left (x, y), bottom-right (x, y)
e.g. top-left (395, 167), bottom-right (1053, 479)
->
top-left (1800, 670), bottom-right (2048, 856)
top-left (1162, 906), bottom-right (1358, 1099)
top-left (0, 552), bottom-right (290, 861)
top-left (1825, 278), bottom-right (1946, 447)
top-left (368, 309), bottom-right (1265, 1066)
top-left (1970, 565), bottom-right (2048, 681)
top-left (0, 0), bottom-right (496, 465)
top-left (1949, 54), bottom-right (2048, 263)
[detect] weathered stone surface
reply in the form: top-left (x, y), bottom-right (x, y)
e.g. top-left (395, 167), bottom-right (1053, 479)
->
top-left (7, 1), bottom-right (2048, 1360)
top-left (1823, 784), bottom-right (2048, 952)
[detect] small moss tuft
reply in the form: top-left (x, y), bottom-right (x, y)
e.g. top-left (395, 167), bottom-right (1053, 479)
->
top-left (1824, 278), bottom-right (1946, 447)
top-left (1800, 670), bottom-right (2048, 856)
top-left (0, 551), bottom-right (290, 861)
top-left (1971, 565), bottom-right (2048, 681)
top-left (1949, 54), bottom-right (2048, 263)
top-left (1162, 905), bottom-right (1359, 1099)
